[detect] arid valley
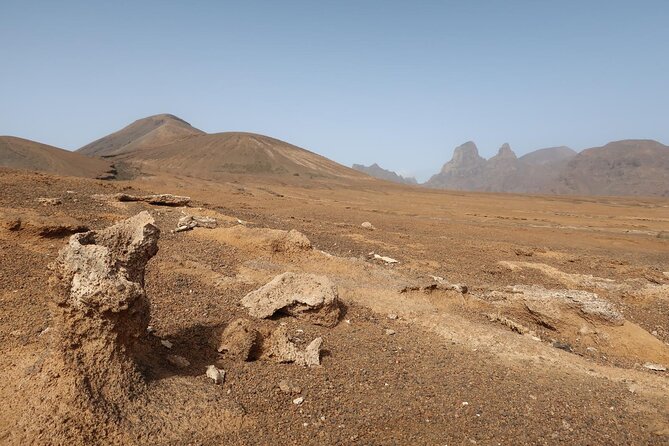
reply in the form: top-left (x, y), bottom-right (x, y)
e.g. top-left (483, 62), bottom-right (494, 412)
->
top-left (1, 114), bottom-right (668, 444)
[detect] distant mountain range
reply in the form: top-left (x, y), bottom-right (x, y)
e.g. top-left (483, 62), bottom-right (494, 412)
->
top-left (351, 163), bottom-right (417, 185)
top-left (422, 140), bottom-right (668, 196)
top-left (1, 113), bottom-right (667, 197)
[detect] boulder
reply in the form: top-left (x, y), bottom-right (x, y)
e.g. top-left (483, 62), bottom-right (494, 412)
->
top-left (263, 326), bottom-right (322, 367)
top-left (241, 272), bottom-right (340, 327)
top-left (36, 211), bottom-right (159, 433)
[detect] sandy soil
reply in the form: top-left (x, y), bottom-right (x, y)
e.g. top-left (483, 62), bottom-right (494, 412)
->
top-left (0, 167), bottom-right (667, 445)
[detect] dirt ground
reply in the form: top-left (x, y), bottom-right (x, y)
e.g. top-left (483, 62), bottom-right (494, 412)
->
top-left (0, 167), bottom-right (667, 445)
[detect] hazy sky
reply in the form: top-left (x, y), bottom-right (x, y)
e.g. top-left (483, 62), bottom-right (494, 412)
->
top-left (2, 1), bottom-right (668, 180)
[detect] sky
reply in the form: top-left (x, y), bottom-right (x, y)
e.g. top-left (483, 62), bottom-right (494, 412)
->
top-left (1, 1), bottom-right (668, 181)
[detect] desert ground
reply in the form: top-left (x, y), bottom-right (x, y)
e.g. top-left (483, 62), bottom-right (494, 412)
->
top-left (1, 166), bottom-right (668, 445)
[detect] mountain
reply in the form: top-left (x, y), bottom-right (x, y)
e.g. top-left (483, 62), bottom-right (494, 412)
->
top-left (519, 146), bottom-right (577, 166)
top-left (352, 163), bottom-right (417, 185)
top-left (425, 139), bottom-right (669, 196)
top-left (425, 142), bottom-right (571, 193)
top-left (425, 141), bottom-right (487, 190)
top-left (110, 130), bottom-right (363, 179)
top-left (77, 114), bottom-right (204, 157)
top-left (0, 136), bottom-right (113, 178)
top-left (556, 140), bottom-right (669, 196)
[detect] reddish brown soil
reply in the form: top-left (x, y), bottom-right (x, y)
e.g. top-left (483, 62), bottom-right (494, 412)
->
top-left (1, 167), bottom-right (667, 445)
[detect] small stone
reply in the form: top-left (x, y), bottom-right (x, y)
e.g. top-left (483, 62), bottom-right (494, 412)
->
top-left (643, 363), bottom-right (667, 372)
top-left (387, 314), bottom-right (398, 320)
top-left (373, 254), bottom-right (399, 264)
top-left (293, 397), bottom-right (305, 405)
top-left (206, 365), bottom-right (225, 384)
top-left (361, 222), bottom-right (375, 230)
top-left (37, 197), bottom-right (62, 206)
top-left (385, 329), bottom-right (396, 336)
top-left (161, 339), bottom-right (173, 349)
top-left (278, 379), bottom-right (302, 394)
top-left (167, 354), bottom-right (190, 368)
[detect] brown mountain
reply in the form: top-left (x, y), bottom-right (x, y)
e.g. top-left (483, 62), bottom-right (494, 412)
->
top-left (77, 114), bottom-right (204, 157)
top-left (108, 129), bottom-right (363, 180)
top-left (352, 163), bottom-right (417, 185)
top-left (556, 139), bottom-right (669, 196)
top-left (0, 136), bottom-right (113, 178)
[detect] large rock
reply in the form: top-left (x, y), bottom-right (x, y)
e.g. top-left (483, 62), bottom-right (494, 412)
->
top-left (263, 326), bottom-right (322, 367)
top-left (241, 272), bottom-right (340, 327)
top-left (45, 211), bottom-right (160, 421)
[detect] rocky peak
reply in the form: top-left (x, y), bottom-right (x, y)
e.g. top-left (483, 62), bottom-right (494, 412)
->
top-left (495, 143), bottom-right (517, 159)
top-left (438, 142), bottom-right (486, 175)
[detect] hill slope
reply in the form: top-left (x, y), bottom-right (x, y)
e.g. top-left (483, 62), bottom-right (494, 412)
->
top-left (120, 131), bottom-right (364, 179)
top-left (352, 163), bottom-right (417, 185)
top-left (78, 114), bottom-right (204, 157)
top-left (0, 136), bottom-right (113, 178)
top-left (556, 139), bottom-right (669, 196)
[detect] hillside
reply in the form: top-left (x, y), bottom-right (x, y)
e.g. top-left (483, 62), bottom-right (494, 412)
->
top-left (0, 136), bottom-right (113, 178)
top-left (78, 114), bottom-right (204, 157)
top-left (118, 131), bottom-right (364, 179)
top-left (556, 139), bottom-right (669, 196)
top-left (352, 163), bottom-right (417, 185)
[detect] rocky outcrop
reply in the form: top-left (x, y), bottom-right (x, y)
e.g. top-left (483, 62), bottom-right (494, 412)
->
top-left (113, 193), bottom-right (191, 206)
top-left (425, 141), bottom-right (487, 190)
top-left (19, 212), bottom-right (160, 441)
top-left (352, 163), bottom-right (418, 185)
top-left (241, 272), bottom-right (340, 327)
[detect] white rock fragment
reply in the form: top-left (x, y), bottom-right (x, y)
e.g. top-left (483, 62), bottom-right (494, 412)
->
top-left (361, 222), bottom-right (375, 230)
top-left (373, 253), bottom-right (399, 264)
top-left (293, 397), bottom-right (305, 405)
top-left (206, 365), bottom-right (225, 384)
top-left (385, 329), bottom-right (396, 336)
top-left (643, 363), bottom-right (667, 372)
top-left (161, 339), bottom-right (173, 349)
top-left (387, 314), bottom-right (398, 320)
top-left (174, 215), bottom-right (218, 232)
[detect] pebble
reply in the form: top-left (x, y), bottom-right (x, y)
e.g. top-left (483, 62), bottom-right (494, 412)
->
top-left (205, 365), bottom-right (225, 384)
top-left (293, 397), bottom-right (305, 405)
top-left (385, 329), bottom-right (396, 336)
top-left (161, 339), bottom-right (173, 349)
top-left (387, 314), bottom-right (398, 320)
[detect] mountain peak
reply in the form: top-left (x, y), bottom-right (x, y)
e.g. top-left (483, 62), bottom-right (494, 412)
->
top-left (495, 143), bottom-right (516, 159)
top-left (78, 114), bottom-right (204, 157)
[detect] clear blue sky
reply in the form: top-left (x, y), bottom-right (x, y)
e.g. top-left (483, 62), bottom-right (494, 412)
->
top-left (2, 0), bottom-right (668, 180)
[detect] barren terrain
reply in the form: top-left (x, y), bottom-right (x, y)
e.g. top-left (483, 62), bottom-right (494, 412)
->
top-left (1, 166), bottom-right (668, 445)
